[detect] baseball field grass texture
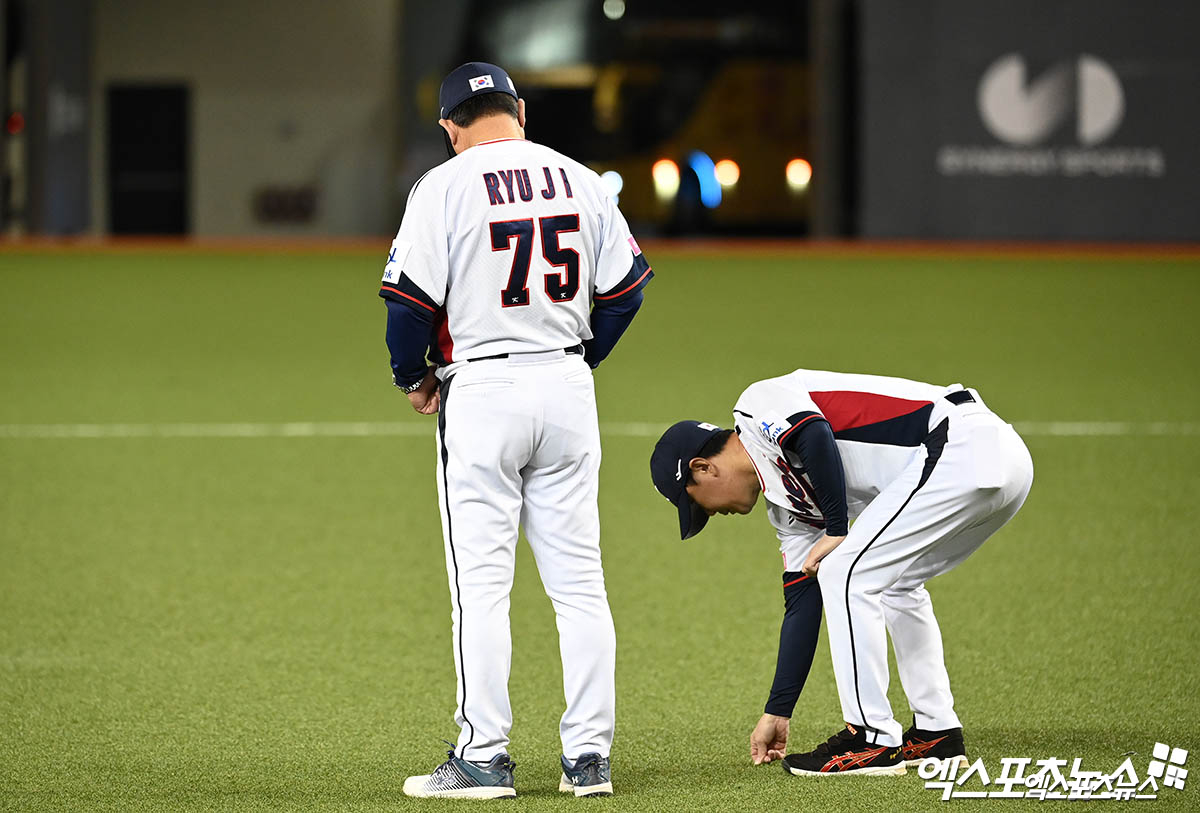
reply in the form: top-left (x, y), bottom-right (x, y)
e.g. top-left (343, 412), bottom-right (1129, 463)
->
top-left (2, 244), bottom-right (1198, 811)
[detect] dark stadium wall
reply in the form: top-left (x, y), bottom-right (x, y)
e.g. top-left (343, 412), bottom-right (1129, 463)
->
top-left (394, 0), bottom-right (471, 222)
top-left (856, 0), bottom-right (1200, 241)
top-left (24, 0), bottom-right (92, 235)
top-left (89, 0), bottom-right (401, 237)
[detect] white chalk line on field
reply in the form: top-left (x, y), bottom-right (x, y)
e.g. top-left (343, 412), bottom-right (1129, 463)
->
top-left (0, 421), bottom-right (1198, 440)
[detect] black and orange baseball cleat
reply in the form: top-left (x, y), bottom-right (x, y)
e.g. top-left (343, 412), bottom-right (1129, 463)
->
top-left (782, 725), bottom-right (906, 776)
top-left (901, 720), bottom-right (968, 768)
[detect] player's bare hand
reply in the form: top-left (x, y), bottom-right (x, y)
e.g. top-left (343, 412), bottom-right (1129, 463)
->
top-left (750, 713), bottom-right (789, 764)
top-left (406, 368), bottom-right (440, 415)
top-left (415, 388), bottom-right (440, 415)
top-left (802, 534), bottom-right (847, 577)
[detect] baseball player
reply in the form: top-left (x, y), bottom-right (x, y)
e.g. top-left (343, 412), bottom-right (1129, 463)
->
top-left (382, 63), bottom-right (652, 799)
top-left (650, 369), bottom-right (1033, 776)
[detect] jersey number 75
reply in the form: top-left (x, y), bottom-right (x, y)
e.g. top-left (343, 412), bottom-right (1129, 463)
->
top-left (490, 215), bottom-right (580, 307)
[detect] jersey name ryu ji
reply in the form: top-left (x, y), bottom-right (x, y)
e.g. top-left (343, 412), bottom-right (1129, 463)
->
top-left (483, 167), bottom-right (574, 206)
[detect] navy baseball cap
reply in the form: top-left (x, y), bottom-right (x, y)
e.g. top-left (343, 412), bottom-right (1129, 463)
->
top-left (439, 61), bottom-right (518, 120)
top-left (650, 420), bottom-right (725, 540)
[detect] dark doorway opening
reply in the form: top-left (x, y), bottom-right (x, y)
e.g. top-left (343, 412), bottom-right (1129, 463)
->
top-left (107, 85), bottom-right (189, 234)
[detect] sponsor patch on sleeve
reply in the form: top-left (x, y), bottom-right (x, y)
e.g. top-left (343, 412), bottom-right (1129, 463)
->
top-left (382, 239), bottom-right (413, 284)
top-left (627, 235), bottom-right (642, 256)
top-left (759, 420), bottom-right (786, 443)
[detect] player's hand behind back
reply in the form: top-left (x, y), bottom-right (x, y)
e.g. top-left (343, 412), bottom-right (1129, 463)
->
top-left (406, 368), bottom-right (440, 415)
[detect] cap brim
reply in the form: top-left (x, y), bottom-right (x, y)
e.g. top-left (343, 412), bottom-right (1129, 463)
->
top-left (677, 493), bottom-right (710, 540)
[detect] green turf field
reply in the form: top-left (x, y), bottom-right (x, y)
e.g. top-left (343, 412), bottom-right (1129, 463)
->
top-left (2, 246), bottom-right (1198, 811)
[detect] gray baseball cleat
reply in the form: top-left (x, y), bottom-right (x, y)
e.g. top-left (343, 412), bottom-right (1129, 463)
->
top-left (403, 748), bottom-right (516, 799)
top-left (558, 752), bottom-right (613, 797)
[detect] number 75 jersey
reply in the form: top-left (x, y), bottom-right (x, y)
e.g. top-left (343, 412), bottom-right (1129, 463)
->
top-left (378, 138), bottom-right (653, 368)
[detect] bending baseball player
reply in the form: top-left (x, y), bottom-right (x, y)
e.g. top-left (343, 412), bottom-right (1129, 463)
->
top-left (650, 369), bottom-right (1033, 776)
top-left (382, 62), bottom-right (652, 798)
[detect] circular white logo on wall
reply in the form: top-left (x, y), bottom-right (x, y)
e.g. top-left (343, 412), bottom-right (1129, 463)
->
top-left (977, 53), bottom-right (1124, 147)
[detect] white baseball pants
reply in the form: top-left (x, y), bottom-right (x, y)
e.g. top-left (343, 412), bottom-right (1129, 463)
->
top-left (817, 395), bottom-right (1034, 747)
top-left (434, 349), bottom-right (616, 762)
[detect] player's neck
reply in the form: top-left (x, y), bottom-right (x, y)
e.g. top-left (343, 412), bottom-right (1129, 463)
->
top-left (460, 116), bottom-right (525, 151)
top-left (729, 434), bottom-right (758, 479)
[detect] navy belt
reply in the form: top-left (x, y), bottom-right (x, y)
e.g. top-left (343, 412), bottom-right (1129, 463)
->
top-left (469, 345), bottom-right (584, 363)
top-left (944, 390), bottom-right (976, 405)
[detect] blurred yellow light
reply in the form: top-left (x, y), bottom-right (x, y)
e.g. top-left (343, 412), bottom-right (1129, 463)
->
top-left (652, 159), bottom-right (680, 200)
top-left (786, 158), bottom-right (813, 190)
top-left (714, 159), bottom-right (740, 187)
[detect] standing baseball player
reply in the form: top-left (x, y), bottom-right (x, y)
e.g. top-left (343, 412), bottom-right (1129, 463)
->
top-left (382, 62), bottom-right (652, 799)
top-left (650, 369), bottom-right (1033, 776)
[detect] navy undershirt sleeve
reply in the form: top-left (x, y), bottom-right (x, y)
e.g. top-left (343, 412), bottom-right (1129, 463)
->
top-left (765, 573), bottom-right (823, 717)
top-left (781, 417), bottom-right (849, 536)
top-left (584, 288), bottom-right (643, 369)
top-left (384, 298), bottom-right (433, 388)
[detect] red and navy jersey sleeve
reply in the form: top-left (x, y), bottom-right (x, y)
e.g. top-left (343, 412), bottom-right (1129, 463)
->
top-left (379, 172), bottom-right (448, 313)
top-left (380, 172), bottom-right (450, 386)
top-left (380, 259), bottom-right (440, 316)
top-left (764, 571), bottom-right (822, 717)
top-left (594, 241), bottom-right (652, 307)
top-left (385, 298), bottom-right (433, 388)
top-left (592, 188), bottom-right (653, 306)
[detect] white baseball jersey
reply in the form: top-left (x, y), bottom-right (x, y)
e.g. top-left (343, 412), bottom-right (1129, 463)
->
top-left (381, 137), bottom-right (650, 375)
top-left (731, 368), bottom-right (1033, 748)
top-left (731, 369), bottom-right (969, 570)
top-left (385, 136), bottom-right (649, 765)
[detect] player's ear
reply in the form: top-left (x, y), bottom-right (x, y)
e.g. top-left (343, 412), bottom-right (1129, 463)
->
top-left (439, 119), bottom-right (459, 149)
top-left (516, 98), bottom-right (526, 130)
top-left (689, 457), bottom-right (714, 480)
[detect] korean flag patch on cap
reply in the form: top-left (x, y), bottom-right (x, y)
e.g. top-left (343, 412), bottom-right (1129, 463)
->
top-left (469, 74), bottom-right (495, 91)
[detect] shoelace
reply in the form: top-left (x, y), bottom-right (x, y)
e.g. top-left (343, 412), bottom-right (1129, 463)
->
top-left (574, 755), bottom-right (601, 770)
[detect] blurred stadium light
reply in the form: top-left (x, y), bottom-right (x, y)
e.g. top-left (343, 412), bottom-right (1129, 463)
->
top-left (651, 158), bottom-right (680, 201)
top-left (602, 0), bottom-right (625, 22)
top-left (786, 158), bottom-right (812, 192)
top-left (714, 159), bottom-right (740, 188)
top-left (686, 150), bottom-right (721, 209)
